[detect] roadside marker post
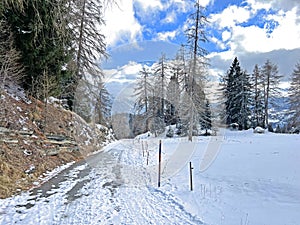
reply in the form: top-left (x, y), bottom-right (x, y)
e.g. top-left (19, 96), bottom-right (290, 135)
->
top-left (158, 140), bottom-right (162, 187)
top-left (147, 150), bottom-right (149, 165)
top-left (142, 141), bottom-right (144, 157)
top-left (190, 162), bottom-right (194, 191)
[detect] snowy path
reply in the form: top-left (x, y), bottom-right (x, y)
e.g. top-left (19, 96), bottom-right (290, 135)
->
top-left (0, 140), bottom-right (205, 225)
top-left (1, 131), bottom-right (300, 225)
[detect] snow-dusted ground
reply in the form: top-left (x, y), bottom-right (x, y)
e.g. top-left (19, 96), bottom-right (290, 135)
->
top-left (0, 129), bottom-right (299, 225)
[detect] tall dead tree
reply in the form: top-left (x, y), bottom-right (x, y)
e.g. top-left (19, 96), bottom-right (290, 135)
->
top-left (289, 63), bottom-right (300, 128)
top-left (185, 0), bottom-right (209, 141)
top-left (261, 60), bottom-right (282, 128)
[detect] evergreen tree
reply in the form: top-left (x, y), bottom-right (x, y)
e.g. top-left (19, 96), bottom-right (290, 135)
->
top-left (237, 71), bottom-right (251, 129)
top-left (261, 60), bottom-right (282, 127)
top-left (201, 99), bottom-right (212, 134)
top-left (67, 0), bottom-right (108, 112)
top-left (289, 62), bottom-right (300, 128)
top-left (179, 90), bottom-right (193, 136)
top-left (171, 45), bottom-right (188, 90)
top-left (153, 53), bottom-right (169, 119)
top-left (133, 66), bottom-right (154, 132)
top-left (224, 57), bottom-right (240, 125)
top-left (95, 82), bottom-right (111, 125)
top-left (4, 0), bottom-right (73, 97)
top-left (68, 0), bottom-right (107, 80)
top-left (134, 67), bottom-right (152, 115)
top-left (223, 57), bottom-right (251, 129)
top-left (0, 0), bottom-right (24, 15)
top-left (165, 75), bottom-right (180, 125)
top-left (251, 64), bottom-right (265, 128)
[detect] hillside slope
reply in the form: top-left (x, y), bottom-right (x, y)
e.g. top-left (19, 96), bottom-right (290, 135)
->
top-left (0, 88), bottom-right (113, 198)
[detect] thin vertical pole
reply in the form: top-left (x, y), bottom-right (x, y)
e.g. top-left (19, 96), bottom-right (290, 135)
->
top-left (189, 162), bottom-right (193, 191)
top-left (147, 151), bottom-right (149, 165)
top-left (158, 140), bottom-right (162, 187)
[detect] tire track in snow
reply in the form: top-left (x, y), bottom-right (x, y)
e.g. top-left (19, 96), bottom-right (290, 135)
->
top-left (117, 186), bottom-right (205, 225)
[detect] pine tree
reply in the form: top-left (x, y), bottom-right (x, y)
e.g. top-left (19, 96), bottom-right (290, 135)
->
top-left (153, 53), bottom-right (169, 119)
top-left (179, 90), bottom-right (193, 136)
top-left (171, 45), bottom-right (188, 90)
top-left (237, 71), bottom-right (251, 130)
top-left (165, 75), bottom-right (180, 125)
top-left (201, 99), bottom-right (212, 134)
top-left (224, 57), bottom-right (240, 125)
top-left (133, 66), bottom-right (153, 132)
top-left (1, 0), bottom-right (24, 14)
top-left (66, 0), bottom-right (108, 113)
top-left (261, 60), bottom-right (282, 128)
top-left (251, 64), bottom-right (265, 128)
top-left (68, 0), bottom-right (107, 80)
top-left (289, 63), bottom-right (300, 128)
top-left (134, 67), bottom-right (152, 115)
top-left (95, 82), bottom-right (111, 125)
top-left (4, 0), bottom-right (73, 97)
top-left (223, 57), bottom-right (251, 129)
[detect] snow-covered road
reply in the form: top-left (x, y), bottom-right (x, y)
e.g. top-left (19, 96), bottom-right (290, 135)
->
top-left (0, 140), bottom-right (205, 225)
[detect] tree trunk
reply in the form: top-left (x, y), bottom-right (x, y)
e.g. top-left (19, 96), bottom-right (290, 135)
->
top-left (265, 71), bottom-right (270, 127)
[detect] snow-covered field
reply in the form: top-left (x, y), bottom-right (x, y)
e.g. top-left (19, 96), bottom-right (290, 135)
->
top-left (0, 129), bottom-right (299, 225)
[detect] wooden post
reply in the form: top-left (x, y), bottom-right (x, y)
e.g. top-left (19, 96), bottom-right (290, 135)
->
top-left (146, 150), bottom-right (149, 165)
top-left (189, 162), bottom-right (194, 191)
top-left (158, 140), bottom-right (162, 187)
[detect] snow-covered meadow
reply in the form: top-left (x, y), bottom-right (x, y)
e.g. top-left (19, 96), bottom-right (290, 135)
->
top-left (0, 129), bottom-right (299, 225)
top-left (156, 129), bottom-right (300, 225)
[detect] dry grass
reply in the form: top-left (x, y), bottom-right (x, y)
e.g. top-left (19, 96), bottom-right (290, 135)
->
top-left (0, 142), bottom-right (84, 198)
top-left (0, 91), bottom-right (105, 199)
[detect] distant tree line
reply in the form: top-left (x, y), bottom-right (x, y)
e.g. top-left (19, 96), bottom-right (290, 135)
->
top-left (221, 57), bottom-right (300, 133)
top-left (132, 1), bottom-right (212, 139)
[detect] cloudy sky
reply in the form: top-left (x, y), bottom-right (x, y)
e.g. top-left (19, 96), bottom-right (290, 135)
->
top-left (100, 0), bottom-right (300, 110)
top-left (102, 0), bottom-right (300, 77)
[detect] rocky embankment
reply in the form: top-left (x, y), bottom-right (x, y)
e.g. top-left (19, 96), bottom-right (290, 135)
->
top-left (0, 89), bottom-right (113, 198)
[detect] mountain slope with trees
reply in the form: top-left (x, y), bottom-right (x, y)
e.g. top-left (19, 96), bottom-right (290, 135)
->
top-left (0, 89), bottom-right (113, 198)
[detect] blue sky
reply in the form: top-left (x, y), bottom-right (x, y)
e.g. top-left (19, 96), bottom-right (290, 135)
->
top-left (102, 0), bottom-right (300, 78)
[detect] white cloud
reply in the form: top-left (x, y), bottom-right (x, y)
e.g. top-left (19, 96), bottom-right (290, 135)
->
top-left (209, 1), bottom-right (300, 60)
top-left (210, 5), bottom-right (251, 28)
top-left (198, 0), bottom-right (213, 7)
top-left (133, 0), bottom-right (163, 10)
top-left (245, 0), bottom-right (272, 12)
top-left (156, 30), bottom-right (177, 41)
top-left (267, 7), bottom-right (300, 49)
top-left (121, 61), bottom-right (143, 75)
top-left (222, 30), bottom-right (231, 42)
top-left (103, 61), bottom-right (142, 84)
top-left (103, 0), bottom-right (143, 47)
top-left (227, 7), bottom-right (300, 53)
top-left (167, 0), bottom-right (192, 12)
top-left (210, 37), bottom-right (226, 50)
top-left (162, 10), bottom-right (177, 24)
top-left (246, 0), bottom-right (299, 12)
top-left (208, 51), bottom-right (235, 61)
